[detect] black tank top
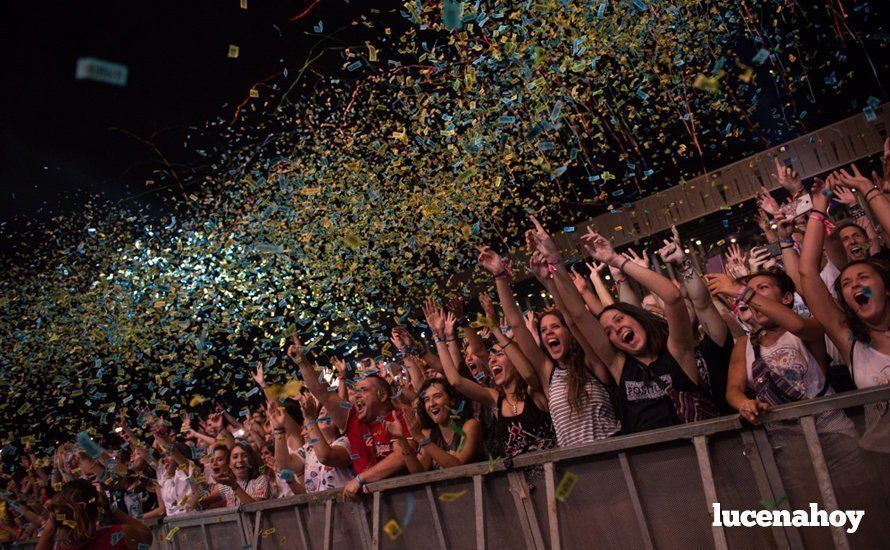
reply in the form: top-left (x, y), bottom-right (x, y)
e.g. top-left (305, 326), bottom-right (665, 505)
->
top-left (489, 393), bottom-right (556, 459)
top-left (617, 351), bottom-right (701, 434)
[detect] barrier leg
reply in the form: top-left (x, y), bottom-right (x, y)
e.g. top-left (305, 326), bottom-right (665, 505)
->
top-left (474, 475), bottom-right (485, 550)
top-left (507, 471), bottom-right (546, 550)
top-left (425, 485), bottom-right (449, 550)
top-left (618, 452), bottom-right (655, 550)
top-left (800, 415), bottom-right (850, 550)
top-left (693, 436), bottom-right (728, 550)
top-left (543, 462), bottom-right (560, 550)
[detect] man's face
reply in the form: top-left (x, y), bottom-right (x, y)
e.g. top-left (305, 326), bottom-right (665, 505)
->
top-left (840, 226), bottom-right (870, 261)
top-left (354, 378), bottom-right (387, 421)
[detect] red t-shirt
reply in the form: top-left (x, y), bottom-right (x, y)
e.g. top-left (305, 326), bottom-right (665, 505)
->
top-left (345, 408), bottom-right (410, 474)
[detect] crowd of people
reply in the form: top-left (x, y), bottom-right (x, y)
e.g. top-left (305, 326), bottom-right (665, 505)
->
top-left (3, 144), bottom-right (890, 547)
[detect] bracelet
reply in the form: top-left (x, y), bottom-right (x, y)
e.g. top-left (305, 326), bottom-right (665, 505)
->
top-left (809, 209), bottom-right (827, 218)
top-left (779, 237), bottom-right (794, 244)
top-left (809, 212), bottom-right (826, 222)
top-left (493, 269), bottom-right (509, 280)
top-left (354, 474), bottom-right (364, 488)
top-left (865, 187), bottom-right (882, 202)
top-left (272, 428), bottom-right (285, 434)
top-left (736, 286), bottom-right (754, 304)
top-left (501, 339), bottom-right (518, 350)
top-left (618, 257), bottom-right (631, 272)
top-left (417, 437), bottom-right (431, 449)
top-left (546, 257), bottom-right (561, 265)
top-left (613, 277), bottom-right (627, 285)
top-left (780, 244), bottom-right (794, 250)
top-left (304, 419), bottom-right (317, 428)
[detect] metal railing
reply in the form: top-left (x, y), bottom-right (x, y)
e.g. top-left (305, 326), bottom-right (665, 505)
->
top-left (113, 385), bottom-right (890, 550)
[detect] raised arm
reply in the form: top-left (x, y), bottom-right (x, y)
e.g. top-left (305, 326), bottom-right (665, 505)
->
top-left (587, 261), bottom-right (616, 309)
top-left (299, 394), bottom-right (352, 468)
top-left (287, 336), bottom-right (350, 432)
top-left (423, 300), bottom-right (498, 407)
top-left (704, 272), bottom-right (825, 345)
top-left (798, 178), bottom-right (853, 361)
top-left (658, 228), bottom-right (729, 346)
top-left (267, 400), bottom-right (305, 473)
top-left (477, 246), bottom-right (551, 374)
top-left (839, 163), bottom-right (890, 238)
top-left (585, 228), bottom-right (697, 381)
top-left (480, 292), bottom-right (545, 399)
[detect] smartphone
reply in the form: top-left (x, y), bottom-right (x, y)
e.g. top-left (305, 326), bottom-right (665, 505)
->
top-left (794, 193), bottom-right (813, 217)
top-left (765, 242), bottom-right (783, 258)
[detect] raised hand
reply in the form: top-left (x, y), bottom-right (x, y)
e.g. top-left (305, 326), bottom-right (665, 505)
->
top-left (748, 246), bottom-right (772, 272)
top-left (772, 157), bottom-right (803, 194)
top-left (528, 251), bottom-right (550, 283)
top-left (703, 273), bottom-right (743, 297)
top-left (755, 210), bottom-right (778, 243)
top-left (831, 184), bottom-right (857, 207)
top-left (446, 296), bottom-right (465, 319)
top-left (286, 336), bottom-right (304, 364)
top-left (811, 177), bottom-right (831, 211)
top-left (622, 248), bottom-right (650, 269)
top-left (267, 401), bottom-right (285, 429)
top-left (402, 408), bottom-right (424, 440)
top-left (299, 393), bottom-right (319, 421)
top-left (422, 299), bottom-right (445, 336)
top-left (476, 246), bottom-right (508, 276)
top-left (384, 419), bottom-right (404, 439)
top-left (658, 239), bottom-right (685, 266)
top-left (478, 292), bottom-right (500, 328)
top-left (443, 310), bottom-right (458, 338)
top-left (837, 163), bottom-right (876, 194)
top-left (528, 215), bottom-right (561, 261)
top-left (523, 310), bottom-right (541, 346)
top-left (251, 362), bottom-right (266, 389)
top-left (569, 268), bottom-right (592, 294)
top-left (724, 243), bottom-right (749, 279)
top-left (756, 186), bottom-right (780, 216)
top-left (390, 327), bottom-right (411, 351)
top-left (580, 228), bottom-right (618, 264)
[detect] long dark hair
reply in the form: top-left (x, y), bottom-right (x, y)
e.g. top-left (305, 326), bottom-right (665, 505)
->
top-left (231, 440), bottom-right (261, 480)
top-left (538, 309), bottom-right (590, 414)
top-left (416, 378), bottom-right (471, 430)
top-left (600, 302), bottom-right (669, 356)
top-left (834, 260), bottom-right (890, 344)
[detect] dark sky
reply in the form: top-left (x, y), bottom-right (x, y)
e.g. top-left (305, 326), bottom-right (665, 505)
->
top-left (0, 0), bottom-right (368, 238)
top-left (2, 1), bottom-right (888, 253)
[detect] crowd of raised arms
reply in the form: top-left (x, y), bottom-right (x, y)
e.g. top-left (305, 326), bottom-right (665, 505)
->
top-left (3, 144), bottom-right (890, 548)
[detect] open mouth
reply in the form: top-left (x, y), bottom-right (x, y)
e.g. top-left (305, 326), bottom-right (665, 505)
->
top-left (619, 328), bottom-right (635, 344)
top-left (491, 365), bottom-right (504, 378)
top-left (850, 246), bottom-right (864, 257)
top-left (545, 337), bottom-right (562, 354)
top-left (853, 290), bottom-right (871, 306)
top-left (428, 405), bottom-right (442, 417)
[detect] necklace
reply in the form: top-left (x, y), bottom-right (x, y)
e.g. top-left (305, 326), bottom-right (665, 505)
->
top-left (504, 393), bottom-right (520, 415)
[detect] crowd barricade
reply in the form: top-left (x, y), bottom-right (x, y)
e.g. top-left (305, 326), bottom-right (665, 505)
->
top-left (9, 385), bottom-right (890, 550)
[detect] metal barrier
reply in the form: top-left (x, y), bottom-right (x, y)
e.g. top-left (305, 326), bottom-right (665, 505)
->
top-left (135, 385), bottom-right (890, 550)
top-left (7, 386), bottom-right (888, 549)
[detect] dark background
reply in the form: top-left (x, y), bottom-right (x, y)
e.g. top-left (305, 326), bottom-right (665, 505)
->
top-left (2, 1), bottom-right (888, 257)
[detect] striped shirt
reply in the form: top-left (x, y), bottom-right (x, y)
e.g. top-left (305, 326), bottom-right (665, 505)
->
top-left (549, 367), bottom-right (621, 446)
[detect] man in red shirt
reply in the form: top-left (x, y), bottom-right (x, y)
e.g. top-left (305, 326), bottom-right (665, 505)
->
top-left (287, 337), bottom-right (411, 499)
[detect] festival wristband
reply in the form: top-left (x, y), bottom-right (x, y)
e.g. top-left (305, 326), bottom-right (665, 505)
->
top-left (354, 474), bottom-right (364, 488)
top-left (865, 187), bottom-right (882, 202)
top-left (493, 269), bottom-right (509, 280)
top-left (618, 257), bottom-right (631, 272)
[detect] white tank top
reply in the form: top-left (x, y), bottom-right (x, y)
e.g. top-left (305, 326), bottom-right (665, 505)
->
top-left (851, 341), bottom-right (890, 389)
top-left (744, 330), bottom-right (828, 400)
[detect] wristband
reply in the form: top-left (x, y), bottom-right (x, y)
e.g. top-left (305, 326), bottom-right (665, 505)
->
top-left (736, 286), bottom-right (754, 305)
top-left (354, 474), bottom-right (364, 488)
top-left (304, 419), bottom-right (317, 428)
top-left (546, 257), bottom-right (561, 265)
top-left (779, 237), bottom-right (794, 244)
top-left (809, 209), bottom-right (827, 218)
top-left (417, 437), bottom-right (431, 449)
top-left (618, 257), bottom-right (631, 272)
top-left (613, 277), bottom-right (627, 286)
top-left (865, 187), bottom-right (882, 202)
top-left (493, 269), bottom-right (509, 280)
top-left (780, 244), bottom-right (794, 250)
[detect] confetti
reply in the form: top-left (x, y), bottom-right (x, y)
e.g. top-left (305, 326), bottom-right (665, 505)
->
top-left (438, 490), bottom-right (467, 502)
top-left (383, 519), bottom-right (403, 540)
top-left (555, 471), bottom-right (578, 502)
top-left (227, 45), bottom-right (240, 58)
